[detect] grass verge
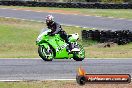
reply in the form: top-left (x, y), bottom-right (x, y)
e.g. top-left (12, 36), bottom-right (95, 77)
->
top-left (0, 17), bottom-right (132, 58)
top-left (0, 6), bottom-right (132, 19)
top-left (0, 81), bottom-right (131, 88)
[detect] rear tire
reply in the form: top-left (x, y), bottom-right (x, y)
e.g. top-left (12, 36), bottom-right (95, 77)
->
top-left (38, 46), bottom-right (53, 61)
top-left (73, 44), bottom-right (85, 61)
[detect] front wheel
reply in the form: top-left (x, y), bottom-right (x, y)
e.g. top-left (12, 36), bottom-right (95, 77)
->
top-left (73, 44), bottom-right (85, 61)
top-left (38, 46), bottom-right (54, 61)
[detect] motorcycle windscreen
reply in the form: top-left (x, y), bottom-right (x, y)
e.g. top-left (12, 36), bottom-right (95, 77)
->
top-left (39, 28), bottom-right (51, 35)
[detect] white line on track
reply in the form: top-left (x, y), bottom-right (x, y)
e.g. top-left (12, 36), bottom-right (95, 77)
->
top-left (0, 16), bottom-right (91, 29)
top-left (0, 80), bottom-right (22, 82)
top-left (0, 78), bottom-right (132, 81)
top-left (0, 8), bottom-right (132, 82)
top-left (107, 17), bottom-right (114, 18)
top-left (43, 79), bottom-right (76, 81)
top-left (95, 16), bottom-right (102, 17)
top-left (0, 58), bottom-right (132, 59)
top-left (0, 16), bottom-right (43, 23)
top-left (0, 79), bottom-right (76, 82)
top-left (0, 58), bottom-right (41, 59)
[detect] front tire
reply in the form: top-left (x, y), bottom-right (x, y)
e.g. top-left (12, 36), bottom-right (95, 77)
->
top-left (73, 44), bottom-right (85, 61)
top-left (38, 46), bottom-right (54, 61)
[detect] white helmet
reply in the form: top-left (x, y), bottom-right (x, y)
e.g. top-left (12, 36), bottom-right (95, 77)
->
top-left (45, 15), bottom-right (54, 21)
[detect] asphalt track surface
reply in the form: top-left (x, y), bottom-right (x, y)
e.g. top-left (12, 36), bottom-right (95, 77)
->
top-left (0, 8), bottom-right (132, 30)
top-left (0, 59), bottom-right (132, 80)
top-left (0, 8), bottom-right (132, 80)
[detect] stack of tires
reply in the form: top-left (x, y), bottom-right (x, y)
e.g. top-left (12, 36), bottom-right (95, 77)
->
top-left (0, 1), bottom-right (131, 9)
top-left (82, 30), bottom-right (132, 45)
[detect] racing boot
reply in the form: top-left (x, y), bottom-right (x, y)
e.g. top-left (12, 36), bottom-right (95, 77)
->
top-left (71, 48), bottom-right (80, 52)
top-left (67, 43), bottom-right (73, 53)
top-left (71, 44), bottom-right (80, 52)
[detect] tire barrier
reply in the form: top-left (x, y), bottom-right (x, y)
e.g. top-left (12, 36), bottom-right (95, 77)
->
top-left (0, 1), bottom-right (132, 9)
top-left (82, 30), bottom-right (132, 45)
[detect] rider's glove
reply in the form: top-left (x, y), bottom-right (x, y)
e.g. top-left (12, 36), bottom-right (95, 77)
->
top-left (48, 32), bottom-right (54, 36)
top-left (48, 32), bottom-right (51, 35)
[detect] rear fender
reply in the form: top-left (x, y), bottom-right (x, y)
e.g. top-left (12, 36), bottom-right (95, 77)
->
top-left (69, 33), bottom-right (79, 42)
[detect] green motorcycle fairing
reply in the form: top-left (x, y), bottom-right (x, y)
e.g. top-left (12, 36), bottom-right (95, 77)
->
top-left (36, 29), bottom-right (73, 59)
top-left (45, 34), bottom-right (71, 59)
top-left (36, 28), bottom-right (85, 60)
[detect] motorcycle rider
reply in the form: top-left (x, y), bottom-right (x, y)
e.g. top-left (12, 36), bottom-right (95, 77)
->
top-left (45, 15), bottom-right (79, 52)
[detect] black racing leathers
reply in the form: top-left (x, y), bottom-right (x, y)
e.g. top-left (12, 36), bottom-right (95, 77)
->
top-left (47, 22), bottom-right (71, 48)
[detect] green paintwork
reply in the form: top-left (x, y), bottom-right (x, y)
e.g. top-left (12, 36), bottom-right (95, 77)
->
top-left (36, 29), bottom-right (85, 60)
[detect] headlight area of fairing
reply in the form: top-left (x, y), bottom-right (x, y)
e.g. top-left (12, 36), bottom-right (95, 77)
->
top-left (36, 33), bottom-right (46, 44)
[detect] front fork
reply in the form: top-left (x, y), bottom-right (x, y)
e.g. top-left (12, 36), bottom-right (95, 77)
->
top-left (41, 45), bottom-right (51, 57)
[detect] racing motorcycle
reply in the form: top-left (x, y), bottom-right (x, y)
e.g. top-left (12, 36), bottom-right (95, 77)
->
top-left (36, 28), bottom-right (85, 61)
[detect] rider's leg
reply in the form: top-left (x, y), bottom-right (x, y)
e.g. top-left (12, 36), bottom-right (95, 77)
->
top-left (59, 31), bottom-right (73, 51)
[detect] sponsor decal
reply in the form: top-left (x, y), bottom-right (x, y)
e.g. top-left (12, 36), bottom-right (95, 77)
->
top-left (76, 67), bottom-right (131, 85)
top-left (56, 44), bottom-right (67, 52)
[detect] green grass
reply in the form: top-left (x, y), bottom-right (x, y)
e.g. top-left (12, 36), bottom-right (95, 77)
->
top-left (86, 43), bottom-right (132, 58)
top-left (0, 81), bottom-right (131, 88)
top-left (0, 18), bottom-right (42, 58)
top-left (0, 17), bottom-right (90, 58)
top-left (0, 17), bottom-right (132, 58)
top-left (0, 6), bottom-right (132, 19)
top-left (0, 81), bottom-right (71, 88)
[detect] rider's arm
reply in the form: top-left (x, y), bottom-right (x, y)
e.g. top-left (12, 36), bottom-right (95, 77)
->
top-left (47, 23), bottom-right (51, 29)
top-left (52, 23), bottom-right (61, 34)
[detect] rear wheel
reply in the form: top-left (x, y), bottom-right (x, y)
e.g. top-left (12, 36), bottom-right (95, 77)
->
top-left (73, 44), bottom-right (85, 61)
top-left (38, 46), bottom-right (54, 61)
